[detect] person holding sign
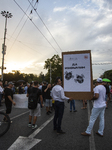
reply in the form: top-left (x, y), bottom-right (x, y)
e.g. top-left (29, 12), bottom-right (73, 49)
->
top-left (81, 78), bottom-right (106, 137)
top-left (51, 77), bottom-right (73, 134)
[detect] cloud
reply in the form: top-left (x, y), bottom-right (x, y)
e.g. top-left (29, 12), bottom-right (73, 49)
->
top-left (1, 0), bottom-right (112, 80)
top-left (53, 7), bottom-right (67, 12)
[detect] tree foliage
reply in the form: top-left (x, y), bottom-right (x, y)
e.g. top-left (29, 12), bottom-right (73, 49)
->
top-left (103, 70), bottom-right (112, 84)
top-left (44, 54), bottom-right (62, 83)
top-left (3, 71), bottom-right (45, 84)
top-left (94, 69), bottom-right (112, 84)
top-left (2, 54), bottom-right (62, 85)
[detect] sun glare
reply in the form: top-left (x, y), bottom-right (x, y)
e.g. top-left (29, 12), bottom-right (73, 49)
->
top-left (4, 62), bottom-right (23, 73)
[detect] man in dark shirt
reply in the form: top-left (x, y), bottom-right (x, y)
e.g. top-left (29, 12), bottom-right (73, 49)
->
top-left (19, 83), bottom-right (24, 94)
top-left (44, 84), bottom-right (52, 115)
top-left (42, 82), bottom-right (47, 102)
top-left (4, 82), bottom-right (16, 122)
top-left (27, 81), bottom-right (43, 129)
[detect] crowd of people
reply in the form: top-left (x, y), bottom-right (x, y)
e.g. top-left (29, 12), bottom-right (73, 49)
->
top-left (0, 77), bottom-right (112, 135)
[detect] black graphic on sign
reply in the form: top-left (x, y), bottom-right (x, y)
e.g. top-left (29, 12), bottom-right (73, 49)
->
top-left (65, 71), bottom-right (74, 80)
top-left (74, 74), bottom-right (84, 84)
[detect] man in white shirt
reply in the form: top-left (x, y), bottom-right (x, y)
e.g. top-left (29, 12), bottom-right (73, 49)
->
top-left (51, 77), bottom-right (72, 134)
top-left (81, 78), bottom-right (106, 137)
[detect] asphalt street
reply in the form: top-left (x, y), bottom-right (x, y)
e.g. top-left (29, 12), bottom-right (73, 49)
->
top-left (0, 100), bottom-right (112, 150)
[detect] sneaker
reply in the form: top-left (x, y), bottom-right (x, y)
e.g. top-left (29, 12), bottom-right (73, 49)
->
top-left (10, 120), bottom-right (13, 124)
top-left (32, 124), bottom-right (37, 129)
top-left (28, 123), bottom-right (32, 127)
top-left (57, 130), bottom-right (66, 134)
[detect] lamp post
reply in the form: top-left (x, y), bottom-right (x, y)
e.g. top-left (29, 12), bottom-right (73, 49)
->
top-left (1, 11), bottom-right (13, 81)
top-left (50, 62), bottom-right (52, 83)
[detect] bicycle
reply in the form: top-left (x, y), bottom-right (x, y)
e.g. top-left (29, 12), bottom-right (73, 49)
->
top-left (0, 111), bottom-right (10, 137)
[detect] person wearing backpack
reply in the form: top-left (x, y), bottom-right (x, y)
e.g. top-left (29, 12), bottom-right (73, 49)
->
top-left (27, 81), bottom-right (44, 129)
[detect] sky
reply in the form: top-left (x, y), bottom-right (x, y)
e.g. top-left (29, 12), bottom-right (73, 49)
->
top-left (0, 0), bottom-right (112, 79)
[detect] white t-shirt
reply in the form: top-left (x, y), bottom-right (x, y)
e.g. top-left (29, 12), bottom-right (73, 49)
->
top-left (93, 85), bottom-right (106, 108)
top-left (51, 85), bottom-right (69, 102)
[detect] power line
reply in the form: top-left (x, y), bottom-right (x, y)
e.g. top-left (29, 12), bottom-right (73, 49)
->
top-left (28, 0), bottom-right (62, 52)
top-left (13, 0), bottom-right (59, 54)
top-left (7, 2), bottom-right (32, 45)
top-left (7, 17), bottom-right (29, 55)
top-left (7, 1), bottom-right (34, 55)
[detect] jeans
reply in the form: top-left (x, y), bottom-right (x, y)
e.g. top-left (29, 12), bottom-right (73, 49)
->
top-left (86, 106), bottom-right (106, 135)
top-left (70, 100), bottom-right (76, 111)
top-left (53, 101), bottom-right (64, 131)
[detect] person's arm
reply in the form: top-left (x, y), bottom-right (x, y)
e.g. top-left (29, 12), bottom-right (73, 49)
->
top-left (91, 93), bottom-right (99, 100)
top-left (44, 87), bottom-right (48, 92)
top-left (8, 95), bottom-right (16, 105)
top-left (40, 95), bottom-right (44, 107)
top-left (60, 88), bottom-right (72, 101)
top-left (44, 84), bottom-right (50, 92)
top-left (26, 87), bottom-right (30, 97)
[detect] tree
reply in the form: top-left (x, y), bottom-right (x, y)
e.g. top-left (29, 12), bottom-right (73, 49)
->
top-left (103, 70), bottom-right (112, 84)
top-left (44, 55), bottom-right (62, 83)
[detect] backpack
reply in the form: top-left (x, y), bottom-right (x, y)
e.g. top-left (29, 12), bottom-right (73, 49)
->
top-left (28, 87), bottom-right (39, 109)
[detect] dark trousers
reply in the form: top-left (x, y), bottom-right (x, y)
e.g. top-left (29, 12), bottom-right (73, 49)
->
top-left (53, 101), bottom-right (64, 131)
top-left (0, 94), bottom-right (2, 105)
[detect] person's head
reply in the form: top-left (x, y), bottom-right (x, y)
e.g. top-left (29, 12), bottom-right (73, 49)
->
top-left (5, 81), bottom-right (8, 85)
top-left (102, 81), bottom-right (107, 85)
top-left (30, 82), bottom-right (34, 87)
top-left (55, 77), bottom-right (62, 85)
top-left (34, 81), bottom-right (38, 87)
top-left (8, 82), bottom-right (14, 88)
top-left (93, 84), bottom-right (95, 88)
top-left (96, 78), bottom-right (102, 85)
top-left (0, 81), bottom-right (2, 86)
top-left (43, 81), bottom-right (46, 85)
top-left (27, 83), bottom-right (30, 87)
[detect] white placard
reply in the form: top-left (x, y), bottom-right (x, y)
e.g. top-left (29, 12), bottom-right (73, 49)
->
top-left (13, 94), bottom-right (28, 108)
top-left (63, 53), bottom-right (91, 92)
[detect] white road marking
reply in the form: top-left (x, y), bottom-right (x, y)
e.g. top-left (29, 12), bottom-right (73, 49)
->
top-left (11, 110), bottom-right (29, 120)
top-left (8, 115), bottom-right (54, 150)
top-left (87, 101), bottom-right (96, 150)
top-left (8, 136), bottom-right (41, 150)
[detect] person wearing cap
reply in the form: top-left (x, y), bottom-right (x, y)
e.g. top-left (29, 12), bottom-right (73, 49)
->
top-left (4, 82), bottom-right (16, 122)
top-left (81, 78), bottom-right (106, 137)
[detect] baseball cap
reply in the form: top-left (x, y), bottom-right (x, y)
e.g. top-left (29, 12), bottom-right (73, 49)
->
top-left (96, 78), bottom-right (102, 83)
top-left (8, 82), bottom-right (14, 85)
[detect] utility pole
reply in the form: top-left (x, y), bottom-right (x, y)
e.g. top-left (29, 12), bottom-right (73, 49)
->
top-left (50, 62), bottom-right (52, 83)
top-left (1, 11), bottom-right (13, 81)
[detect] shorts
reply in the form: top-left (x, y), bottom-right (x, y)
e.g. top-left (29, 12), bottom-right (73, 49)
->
top-left (5, 101), bottom-right (12, 114)
top-left (45, 99), bottom-right (52, 107)
top-left (29, 103), bottom-right (41, 117)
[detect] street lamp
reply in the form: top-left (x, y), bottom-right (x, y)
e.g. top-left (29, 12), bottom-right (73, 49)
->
top-left (1, 11), bottom-right (13, 81)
